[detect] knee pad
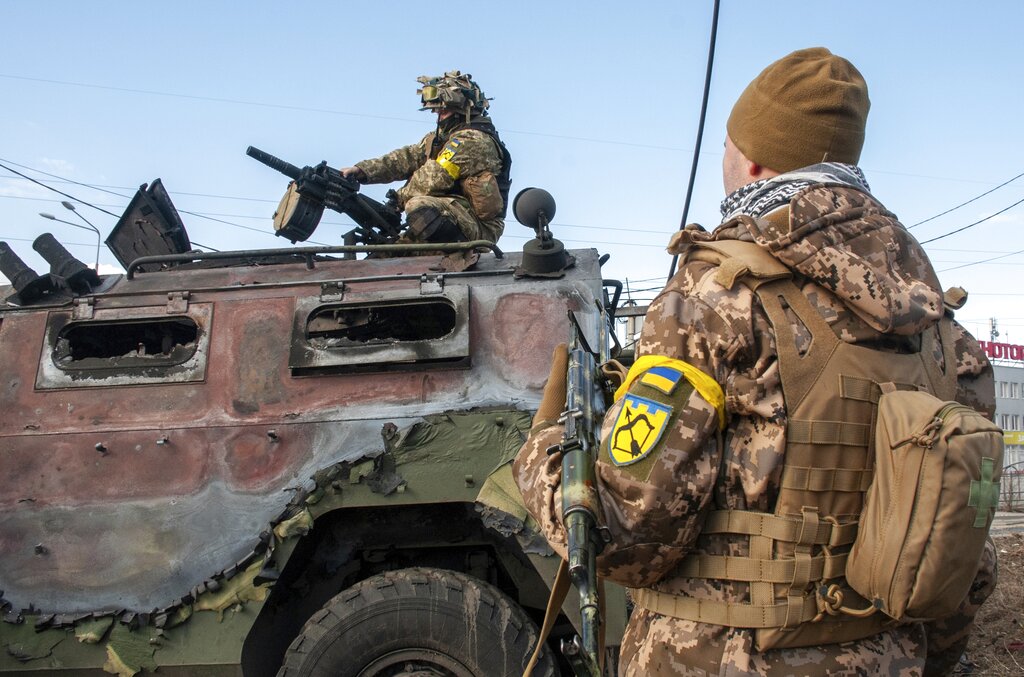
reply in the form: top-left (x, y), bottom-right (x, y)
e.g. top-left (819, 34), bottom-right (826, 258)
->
top-left (405, 207), bottom-right (467, 243)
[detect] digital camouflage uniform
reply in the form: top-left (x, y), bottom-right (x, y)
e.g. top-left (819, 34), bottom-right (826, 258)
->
top-left (354, 123), bottom-right (506, 243)
top-left (514, 169), bottom-right (996, 676)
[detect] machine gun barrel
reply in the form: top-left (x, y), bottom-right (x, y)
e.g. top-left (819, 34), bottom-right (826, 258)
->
top-left (246, 146), bottom-right (302, 181)
top-left (246, 145), bottom-right (401, 244)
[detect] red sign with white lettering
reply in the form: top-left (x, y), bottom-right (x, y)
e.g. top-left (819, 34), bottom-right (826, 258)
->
top-left (978, 341), bottom-right (1024, 362)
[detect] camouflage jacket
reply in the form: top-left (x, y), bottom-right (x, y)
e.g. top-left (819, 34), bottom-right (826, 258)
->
top-left (514, 183), bottom-right (996, 675)
top-left (354, 121), bottom-right (505, 219)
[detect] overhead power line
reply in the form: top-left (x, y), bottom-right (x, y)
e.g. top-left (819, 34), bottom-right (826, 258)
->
top-left (0, 160), bottom-right (120, 217)
top-left (0, 158), bottom-right (135, 201)
top-left (2, 161), bottom-right (681, 247)
top-left (920, 195), bottom-right (1024, 244)
top-left (908, 169), bottom-right (1024, 229)
top-left (5, 71), bottom-right (1024, 182)
top-left (0, 167), bottom-right (280, 204)
top-left (2, 174), bottom-right (676, 235)
top-left (0, 158), bottom-right (331, 246)
top-left (14, 151), bottom-right (1018, 258)
top-left (7, 160), bottom-right (1024, 256)
top-left (0, 73), bottom-right (417, 124)
top-left (938, 246), bottom-right (1024, 273)
top-left (0, 73), bottom-right (690, 153)
top-left (0, 235), bottom-right (95, 247)
top-left (931, 259), bottom-right (1023, 266)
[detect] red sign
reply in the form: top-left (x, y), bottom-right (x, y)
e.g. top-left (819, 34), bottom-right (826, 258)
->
top-left (978, 341), bottom-right (1024, 361)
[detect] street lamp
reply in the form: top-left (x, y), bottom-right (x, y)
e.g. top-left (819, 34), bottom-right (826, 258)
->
top-left (39, 202), bottom-right (102, 270)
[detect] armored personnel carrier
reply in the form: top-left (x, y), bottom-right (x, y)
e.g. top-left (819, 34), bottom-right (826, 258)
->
top-left (0, 182), bottom-right (625, 676)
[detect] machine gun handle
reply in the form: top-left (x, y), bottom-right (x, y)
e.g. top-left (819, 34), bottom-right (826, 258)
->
top-left (246, 146), bottom-right (303, 181)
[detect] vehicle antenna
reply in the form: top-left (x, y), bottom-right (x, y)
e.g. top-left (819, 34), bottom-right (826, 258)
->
top-left (667, 0), bottom-right (721, 281)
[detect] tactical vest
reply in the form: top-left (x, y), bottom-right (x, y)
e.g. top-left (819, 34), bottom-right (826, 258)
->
top-left (428, 118), bottom-right (513, 218)
top-left (630, 230), bottom-right (959, 651)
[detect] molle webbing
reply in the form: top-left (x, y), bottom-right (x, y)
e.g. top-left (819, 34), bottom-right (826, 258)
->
top-left (786, 419), bottom-right (870, 446)
top-left (631, 585), bottom-right (821, 629)
top-left (676, 546), bottom-right (849, 583)
top-left (781, 465), bottom-right (874, 492)
top-left (700, 509), bottom-right (858, 547)
top-left (645, 236), bottom-right (958, 647)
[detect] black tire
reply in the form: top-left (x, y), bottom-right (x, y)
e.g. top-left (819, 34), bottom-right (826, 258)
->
top-left (276, 567), bottom-right (557, 677)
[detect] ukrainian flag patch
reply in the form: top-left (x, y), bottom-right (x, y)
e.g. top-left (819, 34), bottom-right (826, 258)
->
top-left (608, 395), bottom-right (673, 466)
top-left (436, 138), bottom-right (463, 179)
top-left (639, 365), bottom-right (684, 395)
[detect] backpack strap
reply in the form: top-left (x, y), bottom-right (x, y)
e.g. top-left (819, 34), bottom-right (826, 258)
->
top-left (688, 238), bottom-right (791, 291)
top-left (920, 317), bottom-right (958, 401)
top-left (687, 234), bottom-right (840, 414)
top-left (756, 278), bottom-right (843, 411)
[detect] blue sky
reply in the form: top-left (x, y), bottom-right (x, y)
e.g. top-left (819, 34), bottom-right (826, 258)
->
top-left (2, 1), bottom-right (1022, 342)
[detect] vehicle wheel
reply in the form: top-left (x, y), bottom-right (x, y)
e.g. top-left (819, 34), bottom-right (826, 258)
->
top-left (276, 567), bottom-right (557, 677)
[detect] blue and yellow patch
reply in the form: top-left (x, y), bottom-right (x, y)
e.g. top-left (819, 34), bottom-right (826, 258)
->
top-left (436, 138), bottom-right (463, 179)
top-left (614, 355), bottom-right (727, 431)
top-left (639, 365), bottom-right (684, 395)
top-left (608, 395), bottom-right (673, 466)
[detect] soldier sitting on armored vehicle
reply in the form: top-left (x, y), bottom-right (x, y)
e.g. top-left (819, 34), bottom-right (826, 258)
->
top-left (339, 70), bottom-right (512, 245)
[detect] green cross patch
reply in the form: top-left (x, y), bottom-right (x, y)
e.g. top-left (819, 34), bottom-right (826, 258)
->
top-left (968, 457), bottom-right (1000, 528)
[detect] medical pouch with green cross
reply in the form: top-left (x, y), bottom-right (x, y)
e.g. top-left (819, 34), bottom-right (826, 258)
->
top-left (846, 389), bottom-right (1005, 622)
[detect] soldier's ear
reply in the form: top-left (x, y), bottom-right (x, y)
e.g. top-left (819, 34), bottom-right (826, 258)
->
top-left (749, 160), bottom-right (781, 182)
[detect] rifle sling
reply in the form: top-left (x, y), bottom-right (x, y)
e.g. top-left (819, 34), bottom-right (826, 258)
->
top-left (523, 558), bottom-right (569, 677)
top-left (522, 558), bottom-right (607, 676)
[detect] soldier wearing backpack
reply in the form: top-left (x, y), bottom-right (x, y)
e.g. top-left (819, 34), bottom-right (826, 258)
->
top-left (515, 47), bottom-right (1000, 676)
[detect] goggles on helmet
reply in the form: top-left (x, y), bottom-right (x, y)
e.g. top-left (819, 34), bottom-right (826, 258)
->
top-left (419, 85), bottom-right (440, 103)
top-left (416, 71), bottom-right (490, 115)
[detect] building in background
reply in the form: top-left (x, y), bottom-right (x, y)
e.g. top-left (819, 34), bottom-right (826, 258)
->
top-left (981, 341), bottom-right (1024, 510)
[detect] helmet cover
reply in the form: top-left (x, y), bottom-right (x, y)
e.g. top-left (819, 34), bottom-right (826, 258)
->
top-left (417, 70), bottom-right (490, 115)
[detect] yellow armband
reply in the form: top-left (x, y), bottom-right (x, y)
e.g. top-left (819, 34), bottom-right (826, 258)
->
top-left (435, 138), bottom-right (462, 179)
top-left (614, 355), bottom-right (726, 430)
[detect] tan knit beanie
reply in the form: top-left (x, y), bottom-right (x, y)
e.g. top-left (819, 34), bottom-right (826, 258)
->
top-left (727, 47), bottom-right (870, 173)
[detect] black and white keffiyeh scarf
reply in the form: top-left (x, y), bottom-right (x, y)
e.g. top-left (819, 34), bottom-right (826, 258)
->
top-left (719, 162), bottom-right (871, 222)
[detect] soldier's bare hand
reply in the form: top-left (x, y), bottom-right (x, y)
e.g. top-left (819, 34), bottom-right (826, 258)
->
top-left (340, 166), bottom-right (367, 182)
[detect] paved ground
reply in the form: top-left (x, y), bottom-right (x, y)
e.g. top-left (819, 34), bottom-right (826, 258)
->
top-left (990, 511), bottom-right (1024, 537)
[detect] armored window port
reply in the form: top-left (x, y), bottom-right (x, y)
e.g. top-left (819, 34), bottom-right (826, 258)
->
top-left (36, 304), bottom-right (213, 389)
top-left (306, 301), bottom-right (456, 346)
top-left (53, 317), bottom-right (199, 370)
top-left (289, 286), bottom-right (471, 375)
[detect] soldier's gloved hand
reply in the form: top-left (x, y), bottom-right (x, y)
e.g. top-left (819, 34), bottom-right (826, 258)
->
top-left (340, 166), bottom-right (367, 182)
top-left (384, 188), bottom-right (403, 213)
top-left (532, 343), bottom-right (568, 433)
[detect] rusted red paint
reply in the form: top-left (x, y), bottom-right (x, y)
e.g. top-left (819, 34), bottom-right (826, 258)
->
top-left (220, 423), bottom-right (315, 490)
top-left (490, 292), bottom-right (571, 389)
top-left (0, 251), bottom-right (605, 620)
top-left (0, 429), bottom-right (211, 507)
top-left (0, 258), bottom-right (580, 512)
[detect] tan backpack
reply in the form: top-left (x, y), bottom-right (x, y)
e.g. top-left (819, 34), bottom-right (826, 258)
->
top-left (702, 238), bottom-right (1005, 628)
top-left (844, 388), bottom-right (1003, 621)
top-left (631, 235), bottom-right (1004, 650)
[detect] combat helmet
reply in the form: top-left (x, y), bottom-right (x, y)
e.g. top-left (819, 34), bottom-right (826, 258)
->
top-left (417, 70), bottom-right (490, 120)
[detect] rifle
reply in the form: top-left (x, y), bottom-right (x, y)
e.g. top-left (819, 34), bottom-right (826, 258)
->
top-left (550, 311), bottom-right (612, 676)
top-left (246, 146), bottom-right (402, 244)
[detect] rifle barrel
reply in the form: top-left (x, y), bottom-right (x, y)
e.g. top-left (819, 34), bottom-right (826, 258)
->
top-left (559, 333), bottom-right (607, 676)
